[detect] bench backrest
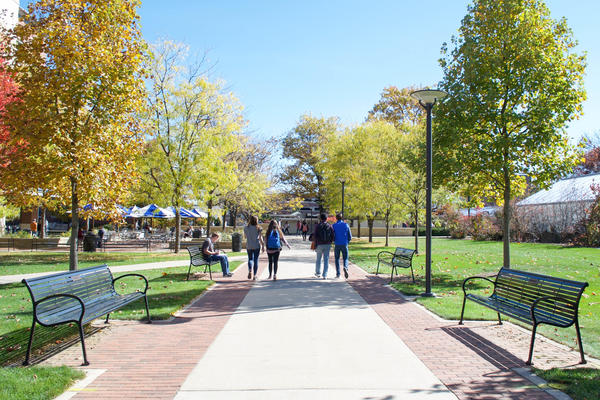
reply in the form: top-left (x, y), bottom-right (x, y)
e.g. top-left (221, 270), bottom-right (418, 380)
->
top-left (494, 267), bottom-right (588, 324)
top-left (392, 247), bottom-right (415, 268)
top-left (22, 264), bottom-right (116, 316)
top-left (187, 245), bottom-right (208, 265)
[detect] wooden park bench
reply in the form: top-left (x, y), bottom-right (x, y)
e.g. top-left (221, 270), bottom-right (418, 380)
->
top-left (459, 267), bottom-right (588, 365)
top-left (186, 245), bottom-right (220, 280)
top-left (22, 264), bottom-right (151, 366)
top-left (376, 247), bottom-right (416, 283)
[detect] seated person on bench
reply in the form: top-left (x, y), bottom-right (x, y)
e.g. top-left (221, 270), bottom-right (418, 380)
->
top-left (202, 233), bottom-right (232, 277)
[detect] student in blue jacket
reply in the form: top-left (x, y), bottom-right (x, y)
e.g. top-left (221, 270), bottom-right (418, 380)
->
top-left (332, 213), bottom-right (352, 278)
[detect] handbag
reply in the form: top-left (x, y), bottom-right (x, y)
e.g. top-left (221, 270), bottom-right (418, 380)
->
top-left (310, 241), bottom-right (316, 250)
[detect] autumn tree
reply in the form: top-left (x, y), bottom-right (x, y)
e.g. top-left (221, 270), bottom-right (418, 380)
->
top-left (219, 138), bottom-right (274, 226)
top-left (138, 40), bottom-right (244, 251)
top-left (2, 0), bottom-right (147, 270)
top-left (280, 114), bottom-right (339, 210)
top-left (436, 0), bottom-right (586, 267)
top-left (367, 86), bottom-right (424, 128)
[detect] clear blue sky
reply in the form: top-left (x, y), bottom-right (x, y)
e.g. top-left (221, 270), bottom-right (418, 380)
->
top-left (22, 0), bottom-right (600, 142)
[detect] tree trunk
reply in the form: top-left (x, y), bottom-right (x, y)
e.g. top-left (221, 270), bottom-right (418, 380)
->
top-left (414, 209), bottom-right (419, 254)
top-left (385, 211), bottom-right (390, 247)
top-left (69, 178), bottom-right (79, 271)
top-left (503, 168), bottom-right (511, 268)
top-left (174, 208), bottom-right (181, 253)
top-left (206, 200), bottom-right (212, 237)
top-left (40, 207), bottom-right (46, 239)
top-left (222, 210), bottom-right (226, 229)
top-left (357, 218), bottom-right (361, 238)
top-left (367, 217), bottom-right (374, 243)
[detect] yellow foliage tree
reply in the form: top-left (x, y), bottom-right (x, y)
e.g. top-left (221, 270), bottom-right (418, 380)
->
top-left (1, 0), bottom-right (147, 270)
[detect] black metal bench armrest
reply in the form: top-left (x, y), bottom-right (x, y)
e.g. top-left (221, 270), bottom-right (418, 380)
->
top-left (530, 295), bottom-right (574, 324)
top-left (377, 250), bottom-right (394, 262)
top-left (461, 276), bottom-right (497, 295)
top-left (35, 293), bottom-right (85, 322)
top-left (113, 273), bottom-right (149, 294)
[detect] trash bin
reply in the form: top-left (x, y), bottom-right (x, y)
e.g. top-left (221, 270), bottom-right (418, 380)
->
top-left (231, 232), bottom-right (242, 252)
top-left (83, 233), bottom-right (97, 252)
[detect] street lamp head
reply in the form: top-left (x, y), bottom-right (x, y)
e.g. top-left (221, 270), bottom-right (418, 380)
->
top-left (410, 89), bottom-right (447, 106)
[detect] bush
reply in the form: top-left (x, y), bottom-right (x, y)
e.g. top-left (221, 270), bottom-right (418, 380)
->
top-left (470, 214), bottom-right (502, 241)
top-left (416, 227), bottom-right (450, 236)
top-left (574, 183), bottom-right (600, 247)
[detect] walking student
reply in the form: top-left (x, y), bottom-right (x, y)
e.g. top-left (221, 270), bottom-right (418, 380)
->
top-left (202, 233), bottom-right (232, 277)
top-left (332, 213), bottom-right (352, 278)
top-left (244, 216), bottom-right (265, 280)
top-left (301, 220), bottom-right (308, 241)
top-left (312, 213), bottom-right (334, 279)
top-left (265, 220), bottom-right (290, 280)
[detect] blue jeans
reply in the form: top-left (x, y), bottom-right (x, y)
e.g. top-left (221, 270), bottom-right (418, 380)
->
top-left (208, 254), bottom-right (230, 275)
top-left (334, 244), bottom-right (349, 276)
top-left (247, 248), bottom-right (260, 275)
top-left (315, 244), bottom-right (331, 277)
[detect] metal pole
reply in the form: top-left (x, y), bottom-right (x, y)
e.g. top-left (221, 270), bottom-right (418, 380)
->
top-left (424, 103), bottom-right (433, 297)
top-left (341, 180), bottom-right (345, 217)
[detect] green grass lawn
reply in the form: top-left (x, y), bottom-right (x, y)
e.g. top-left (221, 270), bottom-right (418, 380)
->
top-left (0, 251), bottom-right (245, 276)
top-left (0, 365), bottom-right (85, 400)
top-left (349, 237), bottom-right (600, 358)
top-left (0, 261), bottom-right (241, 366)
top-left (534, 367), bottom-right (600, 400)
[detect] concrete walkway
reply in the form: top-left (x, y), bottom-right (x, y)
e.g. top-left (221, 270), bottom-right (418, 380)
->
top-left (175, 247), bottom-right (455, 399)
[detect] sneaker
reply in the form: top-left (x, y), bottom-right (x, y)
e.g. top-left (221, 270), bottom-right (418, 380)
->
top-left (248, 271), bottom-right (252, 279)
top-left (273, 275), bottom-right (277, 281)
top-left (267, 275), bottom-right (272, 280)
top-left (223, 273), bottom-right (233, 278)
top-left (344, 269), bottom-right (349, 279)
top-left (253, 275), bottom-right (256, 280)
top-left (314, 273), bottom-right (321, 278)
top-left (322, 276), bottom-right (327, 280)
top-left (336, 274), bottom-right (340, 278)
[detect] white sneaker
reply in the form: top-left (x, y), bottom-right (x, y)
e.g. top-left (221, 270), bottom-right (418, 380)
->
top-left (314, 273), bottom-right (321, 278)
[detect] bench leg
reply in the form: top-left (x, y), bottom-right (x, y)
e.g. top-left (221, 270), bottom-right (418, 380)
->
top-left (497, 312), bottom-right (502, 325)
top-left (376, 261), bottom-right (380, 276)
top-left (207, 264), bottom-right (213, 281)
top-left (78, 323), bottom-right (89, 366)
top-left (459, 296), bottom-right (467, 325)
top-left (144, 295), bottom-right (152, 324)
top-left (526, 323), bottom-right (538, 365)
top-left (389, 266), bottom-right (395, 284)
top-left (105, 313), bottom-right (110, 324)
top-left (23, 320), bottom-right (36, 366)
top-left (186, 263), bottom-right (193, 281)
top-left (575, 318), bottom-right (586, 364)
top-left (410, 266), bottom-right (415, 283)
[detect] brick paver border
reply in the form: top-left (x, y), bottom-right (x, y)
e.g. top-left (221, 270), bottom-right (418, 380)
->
top-left (346, 265), bottom-right (564, 400)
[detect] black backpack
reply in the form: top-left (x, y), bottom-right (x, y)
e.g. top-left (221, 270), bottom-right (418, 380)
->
top-left (317, 223), bottom-right (333, 243)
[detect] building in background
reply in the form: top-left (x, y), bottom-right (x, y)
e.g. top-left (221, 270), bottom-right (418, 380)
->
top-left (0, 0), bottom-right (21, 30)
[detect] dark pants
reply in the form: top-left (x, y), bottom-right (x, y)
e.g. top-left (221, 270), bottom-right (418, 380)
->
top-left (247, 248), bottom-right (260, 275)
top-left (268, 251), bottom-right (280, 276)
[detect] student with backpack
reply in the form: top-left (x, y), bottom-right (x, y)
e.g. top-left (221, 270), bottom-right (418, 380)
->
top-left (312, 213), bottom-right (335, 279)
top-left (265, 220), bottom-right (290, 280)
top-left (244, 215), bottom-right (265, 280)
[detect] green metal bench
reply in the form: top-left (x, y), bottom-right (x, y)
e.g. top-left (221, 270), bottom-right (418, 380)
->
top-left (376, 247), bottom-right (416, 283)
top-left (460, 267), bottom-right (588, 365)
top-left (186, 245), bottom-right (219, 280)
top-left (22, 264), bottom-right (151, 366)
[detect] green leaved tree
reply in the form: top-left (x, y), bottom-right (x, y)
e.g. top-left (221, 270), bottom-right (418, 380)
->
top-left (138, 40), bottom-right (244, 251)
top-left (436, 0), bottom-right (586, 267)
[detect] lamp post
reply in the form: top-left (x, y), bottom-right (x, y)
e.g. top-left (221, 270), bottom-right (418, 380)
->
top-left (410, 89), bottom-right (447, 297)
top-left (340, 179), bottom-right (346, 217)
